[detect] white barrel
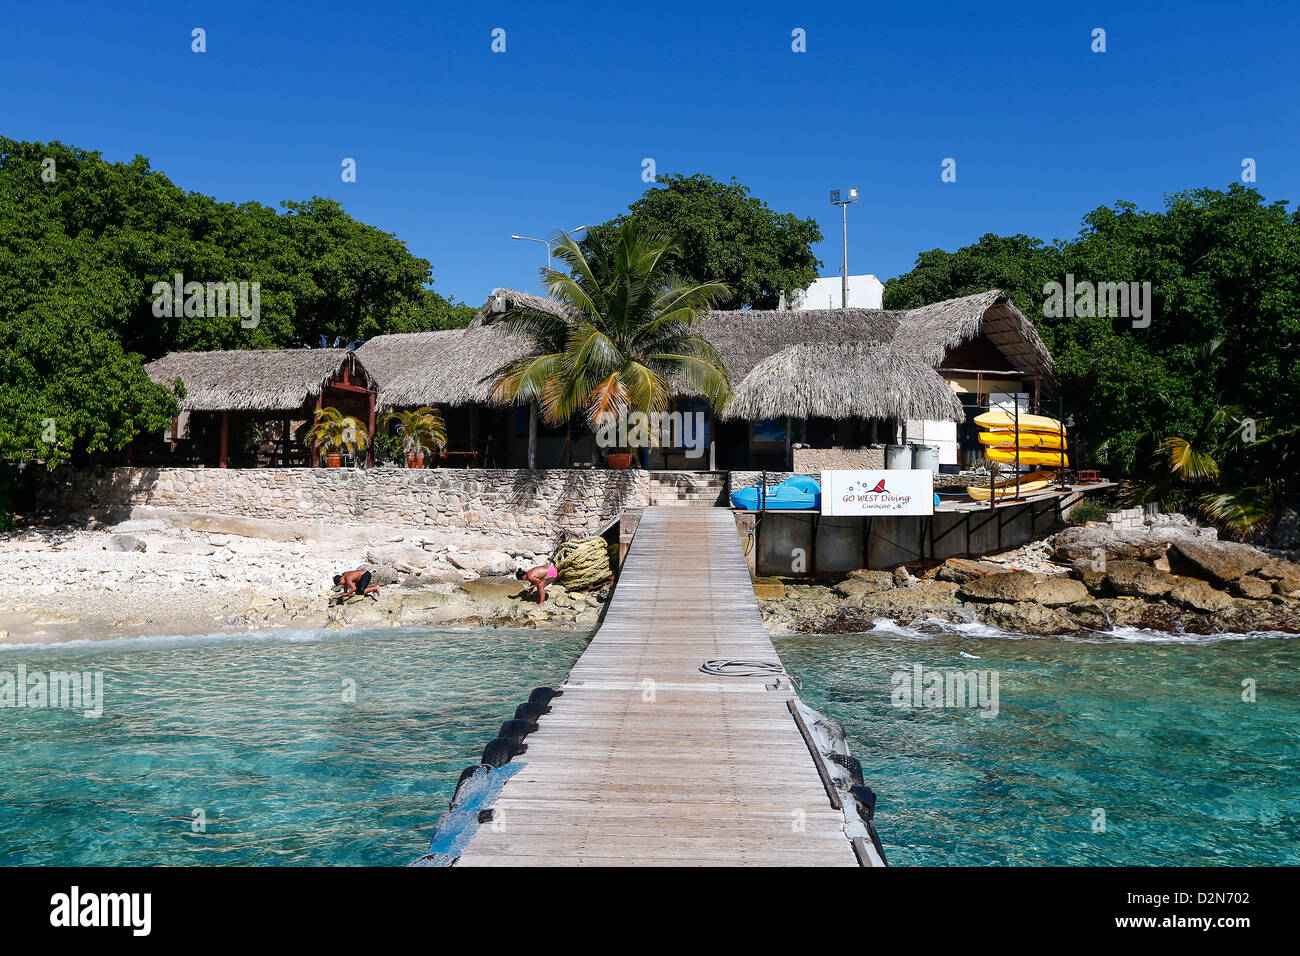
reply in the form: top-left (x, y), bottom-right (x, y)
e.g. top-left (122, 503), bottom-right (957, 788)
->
top-left (911, 444), bottom-right (940, 473)
top-left (885, 444), bottom-right (910, 470)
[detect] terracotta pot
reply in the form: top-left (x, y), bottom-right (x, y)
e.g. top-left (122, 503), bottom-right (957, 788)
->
top-left (605, 452), bottom-right (636, 470)
top-left (406, 452), bottom-right (425, 469)
top-left (325, 453), bottom-right (343, 468)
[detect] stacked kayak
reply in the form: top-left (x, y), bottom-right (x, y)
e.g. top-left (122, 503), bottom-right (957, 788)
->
top-left (969, 412), bottom-right (1068, 497)
top-left (730, 475), bottom-right (821, 510)
top-left (966, 469), bottom-right (1057, 502)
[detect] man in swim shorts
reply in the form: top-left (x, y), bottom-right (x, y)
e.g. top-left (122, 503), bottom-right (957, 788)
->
top-left (515, 563), bottom-right (558, 605)
top-left (334, 568), bottom-right (380, 602)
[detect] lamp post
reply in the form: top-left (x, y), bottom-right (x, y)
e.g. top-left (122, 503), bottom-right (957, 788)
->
top-left (510, 224), bottom-right (593, 269)
top-left (829, 188), bottom-right (859, 309)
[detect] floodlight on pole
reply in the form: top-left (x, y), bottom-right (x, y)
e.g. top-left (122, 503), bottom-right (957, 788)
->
top-left (511, 224), bottom-right (594, 269)
top-left (830, 188), bottom-right (859, 310)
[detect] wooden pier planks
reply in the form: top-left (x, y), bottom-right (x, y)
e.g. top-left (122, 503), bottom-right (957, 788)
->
top-left (457, 507), bottom-right (859, 867)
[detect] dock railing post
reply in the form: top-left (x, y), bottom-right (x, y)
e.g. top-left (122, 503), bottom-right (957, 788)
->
top-left (1013, 401), bottom-right (1021, 500)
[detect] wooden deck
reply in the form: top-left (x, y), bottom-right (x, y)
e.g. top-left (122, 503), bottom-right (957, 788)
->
top-left (457, 507), bottom-right (860, 867)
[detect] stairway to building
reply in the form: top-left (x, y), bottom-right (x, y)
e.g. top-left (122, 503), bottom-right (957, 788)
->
top-left (647, 470), bottom-right (729, 507)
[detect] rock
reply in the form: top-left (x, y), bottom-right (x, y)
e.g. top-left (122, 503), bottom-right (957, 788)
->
top-left (1032, 576), bottom-right (1090, 607)
top-left (1273, 576), bottom-right (1300, 599)
top-left (935, 558), bottom-right (1002, 584)
top-left (833, 578), bottom-right (883, 602)
top-left (752, 578), bottom-right (786, 601)
top-left (958, 571), bottom-right (1037, 603)
top-left (110, 519), bottom-right (166, 533)
top-left (446, 550), bottom-right (516, 576)
top-left (104, 534), bottom-right (146, 552)
top-left (979, 601), bottom-right (1072, 635)
top-left (1168, 539), bottom-right (1267, 584)
top-left (858, 580), bottom-right (963, 614)
top-left (156, 541), bottom-right (216, 556)
top-left (1168, 577), bottom-right (1235, 613)
top-left (459, 578), bottom-right (527, 603)
top-left (1104, 560), bottom-right (1175, 598)
top-left (1255, 557), bottom-right (1300, 581)
top-left (845, 568), bottom-right (896, 589)
top-left (1070, 560), bottom-right (1107, 594)
top-left (1049, 526), bottom-right (1168, 564)
top-left (893, 566), bottom-right (919, 588)
top-left (365, 544), bottom-right (437, 572)
top-left (208, 534), bottom-right (231, 547)
top-left (1232, 576), bottom-right (1274, 600)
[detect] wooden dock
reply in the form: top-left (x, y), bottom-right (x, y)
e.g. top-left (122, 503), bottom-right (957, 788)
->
top-left (457, 507), bottom-right (861, 867)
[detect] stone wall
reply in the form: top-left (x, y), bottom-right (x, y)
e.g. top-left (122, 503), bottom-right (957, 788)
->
top-left (34, 467), bottom-right (649, 542)
top-left (792, 446), bottom-right (885, 473)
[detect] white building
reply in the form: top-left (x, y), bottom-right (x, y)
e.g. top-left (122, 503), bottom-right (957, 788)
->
top-left (792, 274), bottom-right (884, 311)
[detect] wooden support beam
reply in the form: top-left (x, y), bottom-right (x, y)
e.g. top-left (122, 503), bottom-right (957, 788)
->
top-left (219, 411), bottom-right (229, 468)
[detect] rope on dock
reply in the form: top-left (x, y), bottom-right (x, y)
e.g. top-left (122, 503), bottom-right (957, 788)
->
top-left (553, 536), bottom-right (613, 591)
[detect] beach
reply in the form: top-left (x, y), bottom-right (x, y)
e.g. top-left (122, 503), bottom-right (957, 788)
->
top-left (0, 514), bottom-right (608, 646)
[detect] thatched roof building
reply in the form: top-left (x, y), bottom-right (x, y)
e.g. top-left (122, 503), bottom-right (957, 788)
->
top-left (357, 286), bottom-right (1052, 415)
top-left (721, 344), bottom-right (966, 423)
top-left (145, 349), bottom-right (375, 412)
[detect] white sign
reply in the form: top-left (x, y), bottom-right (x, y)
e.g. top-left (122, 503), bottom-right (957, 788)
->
top-left (822, 469), bottom-right (934, 516)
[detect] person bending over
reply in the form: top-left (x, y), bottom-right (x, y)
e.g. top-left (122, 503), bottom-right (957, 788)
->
top-left (334, 569), bottom-right (380, 602)
top-left (515, 563), bottom-right (558, 605)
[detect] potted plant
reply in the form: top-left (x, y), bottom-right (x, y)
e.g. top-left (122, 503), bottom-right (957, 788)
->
top-left (305, 406), bottom-right (369, 467)
top-left (380, 407), bottom-right (447, 469)
top-left (604, 450), bottom-right (636, 469)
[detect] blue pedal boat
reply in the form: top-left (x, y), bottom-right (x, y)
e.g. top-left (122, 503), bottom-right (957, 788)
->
top-left (729, 475), bottom-right (821, 510)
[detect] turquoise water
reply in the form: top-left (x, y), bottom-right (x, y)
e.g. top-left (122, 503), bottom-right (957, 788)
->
top-left (0, 627), bottom-right (589, 866)
top-left (775, 625), bottom-right (1300, 866)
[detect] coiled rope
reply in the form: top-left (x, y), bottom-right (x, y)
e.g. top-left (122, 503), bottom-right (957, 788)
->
top-left (553, 536), bottom-right (613, 591)
top-left (699, 659), bottom-right (799, 687)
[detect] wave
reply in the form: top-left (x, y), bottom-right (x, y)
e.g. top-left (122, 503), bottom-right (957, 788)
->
top-left (835, 617), bottom-right (1297, 646)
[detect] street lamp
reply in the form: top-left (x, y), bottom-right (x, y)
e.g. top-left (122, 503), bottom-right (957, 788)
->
top-left (829, 188), bottom-right (859, 310)
top-left (510, 224), bottom-right (593, 269)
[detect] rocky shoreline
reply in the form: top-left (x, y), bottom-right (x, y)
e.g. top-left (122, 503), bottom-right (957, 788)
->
top-left (758, 514), bottom-right (1300, 637)
top-left (0, 511), bottom-right (608, 645)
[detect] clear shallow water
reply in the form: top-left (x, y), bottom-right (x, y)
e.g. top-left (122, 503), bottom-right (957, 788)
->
top-left (775, 624), bottom-right (1300, 866)
top-left (0, 627), bottom-right (588, 866)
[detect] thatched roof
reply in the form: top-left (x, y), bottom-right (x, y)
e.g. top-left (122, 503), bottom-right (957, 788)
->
top-left (145, 349), bottom-right (373, 412)
top-left (356, 286), bottom-right (1053, 413)
top-left (891, 290), bottom-right (1052, 378)
top-left (720, 343), bottom-right (966, 423)
top-left (355, 326), bottom-right (536, 409)
top-left (697, 307), bottom-right (899, 380)
top-left (469, 287), bottom-right (573, 329)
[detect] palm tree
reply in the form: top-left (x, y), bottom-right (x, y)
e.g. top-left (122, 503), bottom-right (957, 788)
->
top-left (380, 407), bottom-right (447, 467)
top-left (490, 222), bottom-right (732, 458)
top-left (304, 406), bottom-right (370, 466)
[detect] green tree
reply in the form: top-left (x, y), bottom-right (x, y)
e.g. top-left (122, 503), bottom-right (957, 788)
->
top-left (491, 222), bottom-right (732, 439)
top-left (585, 174), bottom-right (822, 309)
top-left (0, 136), bottom-right (470, 469)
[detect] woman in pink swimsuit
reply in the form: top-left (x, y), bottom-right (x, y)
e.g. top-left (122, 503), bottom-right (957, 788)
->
top-left (515, 564), bottom-right (558, 605)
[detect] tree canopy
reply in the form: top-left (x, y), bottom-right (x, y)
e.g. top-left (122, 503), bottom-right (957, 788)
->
top-left (885, 185), bottom-right (1300, 494)
top-left (584, 174), bottom-right (822, 309)
top-left (0, 137), bottom-right (474, 467)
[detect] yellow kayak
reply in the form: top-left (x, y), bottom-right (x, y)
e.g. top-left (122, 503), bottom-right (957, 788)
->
top-left (987, 446), bottom-right (1069, 467)
top-left (978, 430), bottom-right (1067, 450)
top-left (974, 411), bottom-right (1065, 434)
top-left (967, 471), bottom-right (1057, 501)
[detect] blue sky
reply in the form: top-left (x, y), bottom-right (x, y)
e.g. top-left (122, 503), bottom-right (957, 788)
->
top-left (3, 0), bottom-right (1298, 306)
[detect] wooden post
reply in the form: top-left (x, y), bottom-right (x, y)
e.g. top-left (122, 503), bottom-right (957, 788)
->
top-left (219, 411), bottom-right (229, 468)
top-left (311, 393), bottom-right (322, 468)
top-left (1013, 400), bottom-right (1021, 500)
top-left (366, 390), bottom-right (376, 467)
top-left (784, 417), bottom-right (792, 471)
top-left (708, 410), bottom-right (717, 471)
top-left (527, 401), bottom-right (538, 469)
